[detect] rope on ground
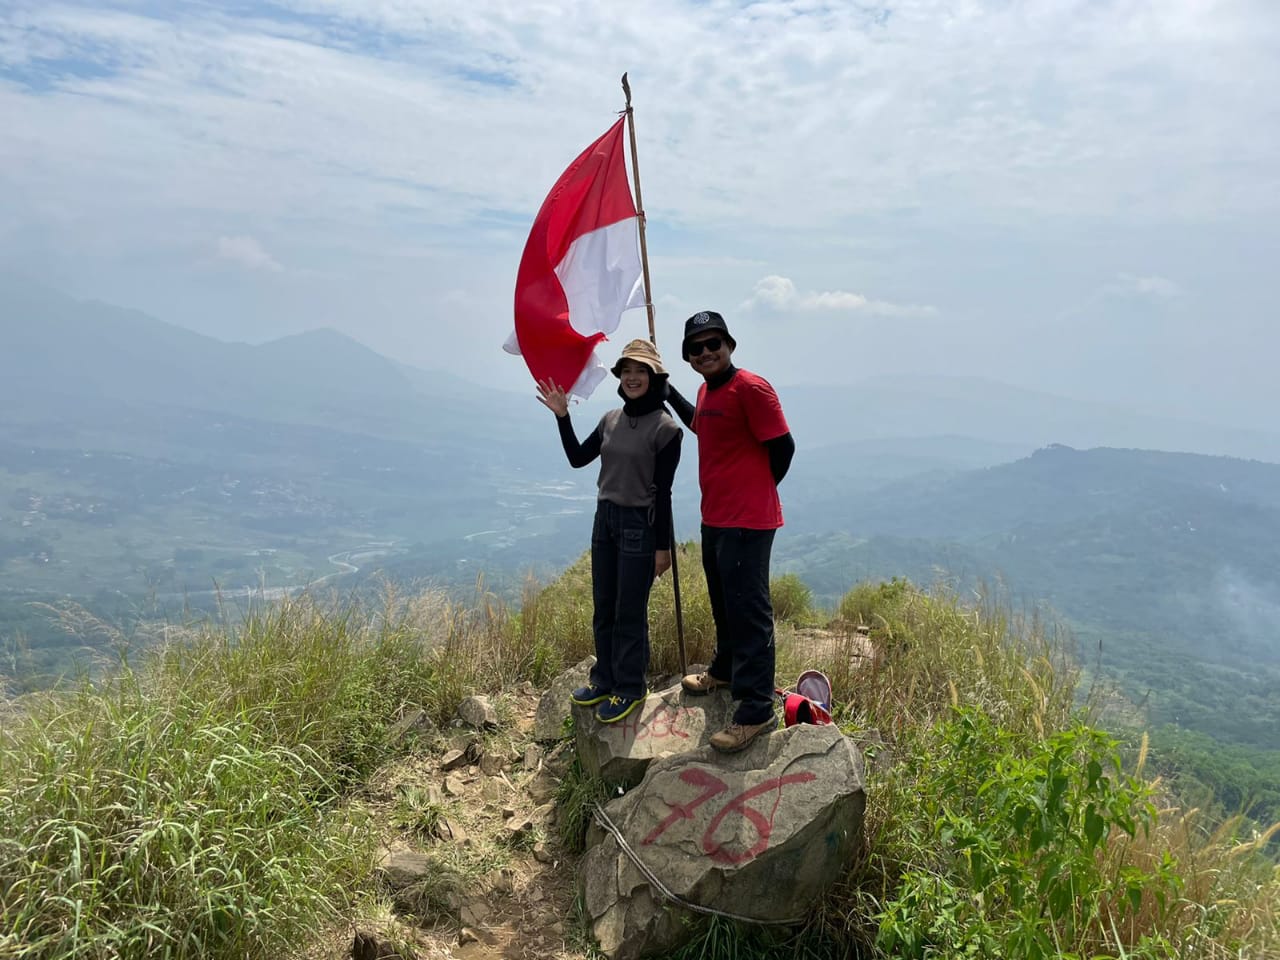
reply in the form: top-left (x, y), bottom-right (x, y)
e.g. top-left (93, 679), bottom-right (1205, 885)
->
top-left (591, 802), bottom-right (805, 926)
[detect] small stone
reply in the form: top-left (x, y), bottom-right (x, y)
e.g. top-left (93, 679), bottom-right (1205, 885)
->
top-left (352, 930), bottom-right (402, 960)
top-left (501, 805), bottom-right (517, 819)
top-left (533, 801), bottom-right (555, 823)
top-left (532, 841), bottom-right (553, 864)
top-left (444, 774), bottom-right (466, 797)
top-left (506, 817), bottom-right (535, 843)
top-left (457, 695), bottom-right (499, 730)
top-left (464, 739), bottom-right (484, 765)
top-left (440, 749), bottom-right (467, 772)
top-left (523, 744), bottom-right (543, 770)
top-left (481, 778), bottom-right (504, 804)
top-left (437, 816), bottom-right (467, 844)
top-left (458, 927), bottom-right (480, 945)
top-left (528, 773), bottom-right (558, 803)
top-left (449, 731), bottom-right (478, 752)
top-left (480, 752), bottom-right (505, 776)
top-left (460, 899), bottom-right (491, 926)
top-left (426, 783), bottom-right (444, 807)
top-left (549, 921), bottom-right (565, 937)
top-left (508, 744), bottom-right (524, 763)
top-left (543, 741), bottom-right (574, 776)
top-left (377, 848), bottom-right (433, 888)
top-left (528, 885), bottom-right (545, 903)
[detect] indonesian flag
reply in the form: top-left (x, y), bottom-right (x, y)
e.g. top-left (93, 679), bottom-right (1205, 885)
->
top-left (504, 118), bottom-right (645, 399)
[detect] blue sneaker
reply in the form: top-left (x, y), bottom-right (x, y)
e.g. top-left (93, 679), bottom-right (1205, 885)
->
top-left (596, 694), bottom-right (643, 724)
top-left (570, 683), bottom-right (610, 707)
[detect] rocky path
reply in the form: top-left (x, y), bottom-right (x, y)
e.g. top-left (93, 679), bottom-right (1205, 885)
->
top-left (325, 686), bottom-right (586, 960)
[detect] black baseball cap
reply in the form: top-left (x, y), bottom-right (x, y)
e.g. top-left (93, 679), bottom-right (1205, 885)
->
top-left (681, 310), bottom-right (736, 359)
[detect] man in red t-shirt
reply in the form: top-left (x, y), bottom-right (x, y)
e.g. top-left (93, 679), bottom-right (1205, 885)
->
top-left (665, 310), bottom-right (795, 752)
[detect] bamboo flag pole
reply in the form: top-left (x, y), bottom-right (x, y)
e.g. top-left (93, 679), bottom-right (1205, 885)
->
top-left (621, 72), bottom-right (687, 678)
top-left (621, 72), bottom-right (658, 346)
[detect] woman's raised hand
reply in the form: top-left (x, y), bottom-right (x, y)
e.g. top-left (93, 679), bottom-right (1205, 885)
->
top-left (536, 378), bottom-right (569, 417)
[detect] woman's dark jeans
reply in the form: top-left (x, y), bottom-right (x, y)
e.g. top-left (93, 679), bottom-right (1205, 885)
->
top-left (590, 500), bottom-right (656, 700)
top-left (701, 524), bottom-right (777, 725)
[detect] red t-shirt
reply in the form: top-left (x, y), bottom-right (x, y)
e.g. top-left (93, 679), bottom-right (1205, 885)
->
top-left (695, 369), bottom-right (790, 529)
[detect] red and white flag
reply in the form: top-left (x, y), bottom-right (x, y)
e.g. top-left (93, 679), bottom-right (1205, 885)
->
top-left (504, 118), bottom-right (645, 399)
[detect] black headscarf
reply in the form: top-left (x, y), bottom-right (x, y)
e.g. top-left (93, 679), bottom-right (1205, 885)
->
top-left (618, 373), bottom-right (669, 418)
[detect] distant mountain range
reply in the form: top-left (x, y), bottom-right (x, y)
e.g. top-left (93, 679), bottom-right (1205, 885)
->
top-left (0, 277), bottom-right (546, 451)
top-left (776, 444), bottom-right (1280, 751)
top-left (781, 376), bottom-right (1280, 466)
top-left (8, 276), bottom-right (1280, 463)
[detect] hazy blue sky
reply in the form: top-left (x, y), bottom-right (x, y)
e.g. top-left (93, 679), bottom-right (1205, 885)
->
top-left (1, 1), bottom-right (1277, 427)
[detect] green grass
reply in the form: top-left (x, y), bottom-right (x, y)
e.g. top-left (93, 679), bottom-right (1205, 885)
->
top-left (0, 585), bottom-right (509, 959)
top-left (0, 678), bottom-right (371, 958)
top-left (1, 564), bottom-right (1277, 960)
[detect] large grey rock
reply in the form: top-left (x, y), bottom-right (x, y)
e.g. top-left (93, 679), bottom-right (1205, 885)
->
top-left (534, 656), bottom-right (595, 742)
top-left (572, 683), bottom-right (737, 789)
top-left (579, 723), bottom-right (865, 960)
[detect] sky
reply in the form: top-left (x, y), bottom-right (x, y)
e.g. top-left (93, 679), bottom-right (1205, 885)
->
top-left (1, 0), bottom-right (1278, 429)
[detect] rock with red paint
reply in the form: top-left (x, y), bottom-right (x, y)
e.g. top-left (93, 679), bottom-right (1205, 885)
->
top-left (571, 682), bottom-right (737, 789)
top-left (578, 722), bottom-right (865, 960)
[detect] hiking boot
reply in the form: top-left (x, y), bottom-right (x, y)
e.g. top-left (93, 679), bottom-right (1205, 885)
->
top-left (596, 695), bottom-right (643, 724)
top-left (570, 683), bottom-right (610, 707)
top-left (681, 671), bottom-right (728, 695)
top-left (709, 719), bottom-right (774, 753)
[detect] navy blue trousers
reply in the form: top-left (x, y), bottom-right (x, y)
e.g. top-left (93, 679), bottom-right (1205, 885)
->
top-left (589, 501), bottom-right (655, 700)
top-left (702, 525), bottom-right (777, 725)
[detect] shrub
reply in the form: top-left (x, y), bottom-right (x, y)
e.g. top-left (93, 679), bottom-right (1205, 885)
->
top-left (770, 573), bottom-right (814, 625)
top-left (876, 707), bottom-right (1181, 959)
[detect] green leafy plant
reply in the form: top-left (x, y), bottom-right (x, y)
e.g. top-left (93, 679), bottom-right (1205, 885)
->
top-left (877, 707), bottom-right (1181, 959)
top-left (390, 784), bottom-right (445, 842)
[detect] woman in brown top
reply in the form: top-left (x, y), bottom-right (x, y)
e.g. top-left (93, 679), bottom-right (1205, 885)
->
top-left (536, 340), bottom-right (683, 723)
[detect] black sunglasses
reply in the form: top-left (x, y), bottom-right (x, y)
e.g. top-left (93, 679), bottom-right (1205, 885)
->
top-left (686, 336), bottom-right (723, 356)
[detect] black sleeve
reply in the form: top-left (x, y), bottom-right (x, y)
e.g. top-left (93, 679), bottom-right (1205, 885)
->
top-left (665, 382), bottom-right (697, 432)
top-left (651, 430), bottom-right (683, 550)
top-left (556, 414), bottom-right (602, 468)
top-left (765, 431), bottom-right (795, 485)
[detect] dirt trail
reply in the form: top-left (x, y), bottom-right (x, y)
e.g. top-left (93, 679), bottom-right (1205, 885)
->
top-left (329, 687), bottom-right (584, 960)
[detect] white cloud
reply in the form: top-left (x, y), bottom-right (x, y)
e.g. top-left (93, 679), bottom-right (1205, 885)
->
top-left (1112, 273), bottom-right (1183, 299)
top-left (1, 0), bottom-right (1277, 246)
top-left (216, 236), bottom-right (283, 273)
top-left (742, 275), bottom-right (937, 318)
top-left (0, 0), bottom-right (1276, 421)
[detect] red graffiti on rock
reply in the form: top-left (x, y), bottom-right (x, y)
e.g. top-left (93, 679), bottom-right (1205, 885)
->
top-left (641, 767), bottom-right (818, 864)
top-left (617, 705), bottom-right (693, 742)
